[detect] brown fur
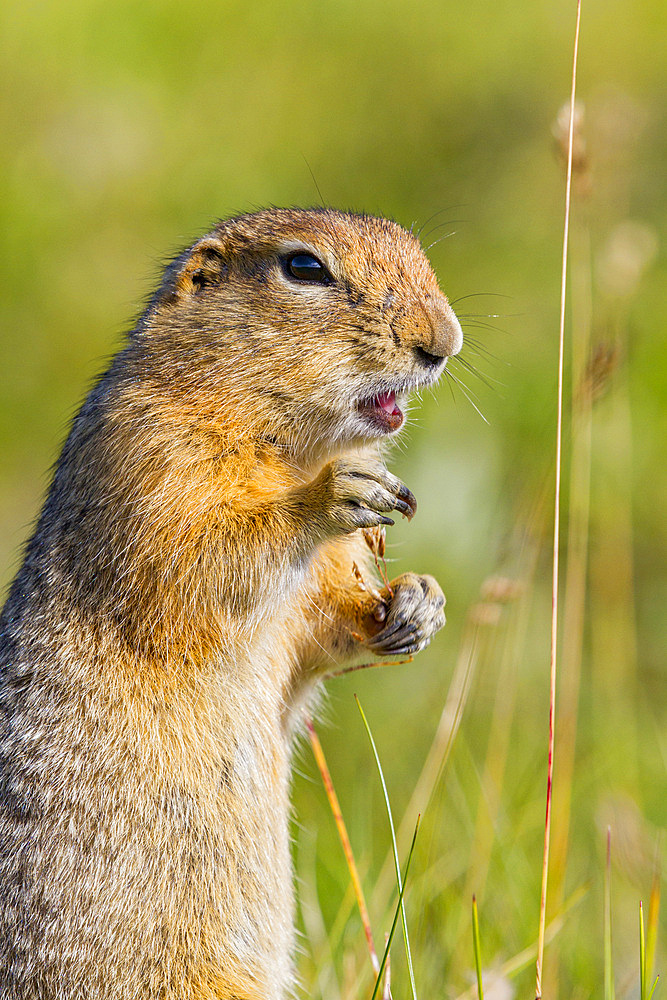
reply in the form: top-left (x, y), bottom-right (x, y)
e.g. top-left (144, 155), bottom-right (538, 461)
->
top-left (0, 208), bottom-right (461, 998)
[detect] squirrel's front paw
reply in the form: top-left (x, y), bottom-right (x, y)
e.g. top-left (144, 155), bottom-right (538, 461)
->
top-left (365, 572), bottom-right (446, 656)
top-left (316, 458), bottom-right (417, 535)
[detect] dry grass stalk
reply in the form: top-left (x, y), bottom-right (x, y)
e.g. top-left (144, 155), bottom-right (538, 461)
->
top-left (548, 83), bottom-right (594, 986)
top-left (535, 2), bottom-right (583, 996)
top-left (304, 715), bottom-right (381, 977)
top-left (363, 526), bottom-right (393, 596)
top-left (324, 655), bottom-right (413, 681)
top-left (552, 100), bottom-right (591, 198)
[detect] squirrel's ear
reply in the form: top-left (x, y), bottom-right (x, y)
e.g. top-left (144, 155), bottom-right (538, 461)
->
top-left (173, 237), bottom-right (228, 299)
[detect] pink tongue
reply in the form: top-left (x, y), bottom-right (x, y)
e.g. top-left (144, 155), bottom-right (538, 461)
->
top-left (376, 391), bottom-right (398, 414)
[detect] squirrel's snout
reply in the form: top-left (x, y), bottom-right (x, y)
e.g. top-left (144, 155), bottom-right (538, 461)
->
top-left (424, 296), bottom-right (463, 359)
top-left (394, 295), bottom-right (463, 362)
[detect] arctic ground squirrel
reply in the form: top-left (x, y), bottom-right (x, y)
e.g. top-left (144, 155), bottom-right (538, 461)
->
top-left (0, 207), bottom-right (463, 998)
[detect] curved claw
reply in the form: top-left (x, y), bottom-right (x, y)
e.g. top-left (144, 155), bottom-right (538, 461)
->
top-left (396, 483), bottom-right (418, 519)
top-left (365, 617), bottom-right (408, 648)
top-left (361, 572), bottom-right (446, 658)
top-left (393, 496), bottom-right (416, 519)
top-left (367, 623), bottom-right (419, 654)
top-left (386, 637), bottom-right (433, 656)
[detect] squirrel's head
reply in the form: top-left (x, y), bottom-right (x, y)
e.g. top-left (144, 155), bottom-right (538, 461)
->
top-left (139, 208), bottom-right (462, 458)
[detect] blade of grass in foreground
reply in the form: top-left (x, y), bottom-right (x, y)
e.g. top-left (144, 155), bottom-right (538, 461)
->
top-left (357, 696), bottom-right (418, 1000)
top-left (371, 817), bottom-right (420, 1000)
top-left (304, 714), bottom-right (380, 976)
top-left (535, 2), bottom-right (583, 996)
top-left (454, 885), bottom-right (588, 1000)
top-left (639, 900), bottom-right (660, 1000)
top-left (640, 900), bottom-right (646, 1000)
top-left (472, 895), bottom-right (484, 1000)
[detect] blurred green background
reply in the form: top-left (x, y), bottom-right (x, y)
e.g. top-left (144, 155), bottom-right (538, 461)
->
top-left (1, 1), bottom-right (665, 996)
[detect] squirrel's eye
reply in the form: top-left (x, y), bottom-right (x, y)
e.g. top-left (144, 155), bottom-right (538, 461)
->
top-left (282, 253), bottom-right (331, 285)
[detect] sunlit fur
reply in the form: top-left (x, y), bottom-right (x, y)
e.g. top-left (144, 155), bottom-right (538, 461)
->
top-left (0, 208), bottom-right (461, 999)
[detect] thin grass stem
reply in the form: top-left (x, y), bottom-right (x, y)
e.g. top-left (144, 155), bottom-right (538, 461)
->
top-left (549, 203), bottom-right (593, 946)
top-left (472, 896), bottom-right (484, 1000)
top-left (324, 655), bottom-right (412, 680)
top-left (639, 891), bottom-right (660, 1000)
top-left (370, 818), bottom-right (421, 1000)
top-left (304, 715), bottom-right (380, 976)
top-left (640, 900), bottom-right (647, 1000)
top-left (454, 885), bottom-right (588, 1000)
top-left (356, 697), bottom-right (418, 1000)
top-left (535, 3), bottom-right (582, 996)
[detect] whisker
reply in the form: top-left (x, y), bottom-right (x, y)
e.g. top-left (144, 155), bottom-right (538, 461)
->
top-left (425, 231), bottom-right (457, 251)
top-left (459, 341), bottom-right (508, 365)
top-left (449, 291), bottom-right (514, 307)
top-left (444, 369), bottom-right (489, 424)
top-left (450, 354), bottom-right (503, 389)
top-left (426, 381), bottom-right (440, 402)
top-left (421, 218), bottom-right (466, 242)
top-left (416, 206), bottom-right (464, 239)
top-left (445, 367), bottom-right (484, 403)
top-left (460, 319), bottom-right (512, 336)
top-left (457, 312), bottom-right (521, 321)
top-left (442, 372), bottom-right (457, 406)
top-left (458, 333), bottom-right (495, 349)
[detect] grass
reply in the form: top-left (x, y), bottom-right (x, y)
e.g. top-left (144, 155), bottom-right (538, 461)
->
top-left (293, 2), bottom-right (665, 995)
top-left (536, 6), bottom-right (582, 995)
top-left (356, 696), bottom-right (418, 999)
top-left (472, 895), bottom-right (484, 1000)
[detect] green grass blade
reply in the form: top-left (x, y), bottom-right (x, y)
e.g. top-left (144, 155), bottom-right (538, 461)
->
top-left (640, 900), bottom-right (646, 1000)
top-left (371, 817), bottom-right (421, 1000)
top-left (356, 696), bottom-right (418, 1000)
top-left (452, 885), bottom-right (588, 1000)
top-left (472, 895), bottom-right (484, 1000)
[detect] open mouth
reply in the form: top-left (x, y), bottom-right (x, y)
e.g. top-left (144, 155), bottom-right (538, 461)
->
top-left (356, 390), bottom-right (404, 433)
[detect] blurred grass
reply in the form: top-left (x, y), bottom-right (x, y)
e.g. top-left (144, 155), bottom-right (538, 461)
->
top-left (1, 0), bottom-right (666, 996)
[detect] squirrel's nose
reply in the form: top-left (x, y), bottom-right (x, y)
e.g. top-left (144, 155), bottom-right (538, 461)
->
top-left (424, 295), bottom-right (463, 359)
